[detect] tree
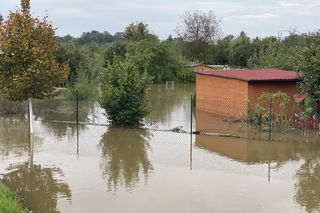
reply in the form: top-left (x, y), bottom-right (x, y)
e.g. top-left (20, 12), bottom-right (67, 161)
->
top-left (99, 58), bottom-right (152, 126)
top-left (0, 0), bottom-right (69, 100)
top-left (228, 31), bottom-right (253, 68)
top-left (0, 0), bottom-right (69, 132)
top-left (176, 10), bottom-right (221, 44)
top-left (104, 41), bottom-right (127, 66)
top-left (208, 35), bottom-right (234, 65)
top-left (126, 38), bottom-right (193, 83)
top-left (123, 22), bottom-right (157, 42)
top-left (176, 10), bottom-right (221, 62)
top-left (298, 33), bottom-right (320, 96)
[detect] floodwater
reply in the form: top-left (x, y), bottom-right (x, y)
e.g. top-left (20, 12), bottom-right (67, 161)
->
top-left (0, 84), bottom-right (320, 213)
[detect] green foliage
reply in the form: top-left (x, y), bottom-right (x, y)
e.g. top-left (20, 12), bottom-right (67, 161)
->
top-left (298, 33), bottom-right (320, 95)
top-left (65, 70), bottom-right (97, 101)
top-left (124, 22), bottom-right (157, 42)
top-left (99, 58), bottom-right (152, 126)
top-left (248, 91), bottom-right (291, 128)
top-left (126, 38), bottom-right (193, 83)
top-left (104, 41), bottom-right (127, 66)
top-left (77, 30), bottom-right (120, 45)
top-left (251, 45), bottom-right (302, 70)
top-left (228, 32), bottom-right (253, 68)
top-left (56, 42), bottom-right (83, 85)
top-left (0, 0), bottom-right (69, 101)
top-left (0, 184), bottom-right (26, 213)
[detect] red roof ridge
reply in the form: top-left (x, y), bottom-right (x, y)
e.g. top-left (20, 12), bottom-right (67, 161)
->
top-left (195, 69), bottom-right (301, 82)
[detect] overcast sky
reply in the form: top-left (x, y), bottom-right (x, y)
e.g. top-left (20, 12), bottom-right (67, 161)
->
top-left (1, 0), bottom-right (320, 39)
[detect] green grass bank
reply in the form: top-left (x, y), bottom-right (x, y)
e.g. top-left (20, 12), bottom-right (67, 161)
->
top-left (0, 184), bottom-right (26, 213)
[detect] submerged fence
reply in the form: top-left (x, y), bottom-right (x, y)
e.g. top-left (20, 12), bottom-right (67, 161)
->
top-left (1, 89), bottom-right (320, 143)
top-left (194, 97), bottom-right (320, 143)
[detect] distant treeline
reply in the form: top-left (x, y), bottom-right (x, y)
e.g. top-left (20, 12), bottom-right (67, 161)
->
top-left (55, 11), bottom-right (320, 97)
top-left (55, 23), bottom-right (194, 92)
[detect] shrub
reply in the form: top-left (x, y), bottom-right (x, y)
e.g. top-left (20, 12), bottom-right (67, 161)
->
top-left (99, 58), bottom-right (152, 126)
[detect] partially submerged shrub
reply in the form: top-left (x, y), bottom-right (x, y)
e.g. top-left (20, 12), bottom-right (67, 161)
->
top-left (99, 58), bottom-right (152, 126)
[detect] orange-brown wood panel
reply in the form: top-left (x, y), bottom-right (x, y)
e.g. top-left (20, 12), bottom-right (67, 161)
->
top-left (196, 74), bottom-right (248, 118)
top-left (193, 65), bottom-right (210, 71)
top-left (248, 82), bottom-right (297, 115)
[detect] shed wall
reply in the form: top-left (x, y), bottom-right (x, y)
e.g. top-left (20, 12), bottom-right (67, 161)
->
top-left (196, 74), bottom-right (248, 118)
top-left (193, 65), bottom-right (210, 71)
top-left (248, 82), bottom-right (297, 115)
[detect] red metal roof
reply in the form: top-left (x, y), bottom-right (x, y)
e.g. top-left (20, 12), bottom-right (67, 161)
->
top-left (195, 69), bottom-right (301, 82)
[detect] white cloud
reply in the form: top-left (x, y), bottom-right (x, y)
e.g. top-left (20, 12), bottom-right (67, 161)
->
top-left (278, 1), bottom-right (300, 7)
top-left (240, 13), bottom-right (277, 21)
top-left (0, 0), bottom-right (319, 38)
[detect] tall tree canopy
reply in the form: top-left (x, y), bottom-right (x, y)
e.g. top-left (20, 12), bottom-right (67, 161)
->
top-left (0, 0), bottom-right (69, 101)
top-left (124, 22), bottom-right (157, 42)
top-left (176, 10), bottom-right (221, 62)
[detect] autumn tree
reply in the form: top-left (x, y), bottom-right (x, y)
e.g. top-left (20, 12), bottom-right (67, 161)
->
top-left (0, 0), bottom-right (69, 132)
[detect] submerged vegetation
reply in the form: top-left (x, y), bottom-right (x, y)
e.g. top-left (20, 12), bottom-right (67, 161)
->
top-left (99, 58), bottom-right (152, 126)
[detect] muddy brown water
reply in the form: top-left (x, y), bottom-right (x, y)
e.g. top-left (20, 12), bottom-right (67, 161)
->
top-left (0, 84), bottom-right (319, 213)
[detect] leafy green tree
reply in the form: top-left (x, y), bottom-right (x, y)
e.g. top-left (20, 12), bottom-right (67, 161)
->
top-left (228, 31), bottom-right (253, 68)
top-left (208, 35), bottom-right (233, 65)
top-left (256, 45), bottom-right (302, 70)
top-left (124, 22), bottom-right (157, 42)
top-left (104, 41), bottom-right (127, 66)
top-left (126, 38), bottom-right (193, 83)
top-left (298, 34), bottom-right (320, 96)
top-left (77, 30), bottom-right (118, 45)
top-left (78, 43), bottom-right (104, 81)
top-left (99, 58), bottom-right (152, 126)
top-left (56, 42), bottom-right (82, 85)
top-left (0, 0), bottom-right (69, 101)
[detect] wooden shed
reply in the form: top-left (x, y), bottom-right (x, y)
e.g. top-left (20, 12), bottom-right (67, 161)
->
top-left (186, 63), bottom-right (211, 72)
top-left (195, 69), bottom-right (301, 118)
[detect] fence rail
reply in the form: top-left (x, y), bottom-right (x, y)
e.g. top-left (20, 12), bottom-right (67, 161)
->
top-left (1, 93), bottom-right (320, 143)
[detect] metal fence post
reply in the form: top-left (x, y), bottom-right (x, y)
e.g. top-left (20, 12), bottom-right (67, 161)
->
top-left (190, 95), bottom-right (193, 135)
top-left (76, 89), bottom-right (79, 125)
top-left (268, 97), bottom-right (273, 141)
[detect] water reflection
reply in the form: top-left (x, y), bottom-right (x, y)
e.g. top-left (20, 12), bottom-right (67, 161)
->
top-left (99, 128), bottom-right (153, 192)
top-left (294, 144), bottom-right (320, 213)
top-left (196, 134), bottom-right (320, 212)
top-left (33, 99), bottom-right (98, 137)
top-left (2, 162), bottom-right (71, 213)
top-left (195, 135), bottom-right (299, 166)
top-left (0, 117), bottom-right (33, 157)
top-left (146, 84), bottom-right (194, 127)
